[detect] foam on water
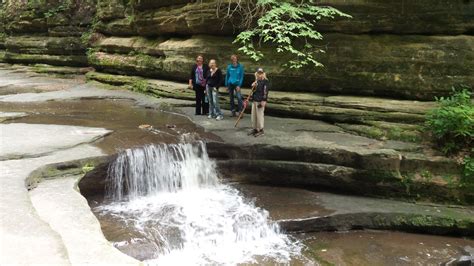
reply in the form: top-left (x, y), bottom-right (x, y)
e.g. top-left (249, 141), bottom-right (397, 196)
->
top-left (96, 142), bottom-right (302, 265)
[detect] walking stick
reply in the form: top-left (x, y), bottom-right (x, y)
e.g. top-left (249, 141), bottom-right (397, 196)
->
top-left (234, 85), bottom-right (256, 128)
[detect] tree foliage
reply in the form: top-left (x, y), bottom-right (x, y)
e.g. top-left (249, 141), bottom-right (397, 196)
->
top-left (228, 0), bottom-right (351, 69)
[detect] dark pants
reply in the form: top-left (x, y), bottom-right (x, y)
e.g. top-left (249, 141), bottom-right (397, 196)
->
top-left (194, 85), bottom-right (209, 115)
top-left (228, 84), bottom-right (243, 113)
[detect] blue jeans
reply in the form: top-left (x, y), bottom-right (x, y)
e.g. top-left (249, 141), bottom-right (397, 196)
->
top-left (228, 84), bottom-right (243, 113)
top-left (206, 86), bottom-right (223, 117)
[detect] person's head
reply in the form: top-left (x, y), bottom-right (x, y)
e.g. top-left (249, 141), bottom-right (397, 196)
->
top-left (230, 54), bottom-right (238, 65)
top-left (196, 55), bottom-right (204, 65)
top-left (255, 67), bottom-right (267, 80)
top-left (209, 59), bottom-right (217, 69)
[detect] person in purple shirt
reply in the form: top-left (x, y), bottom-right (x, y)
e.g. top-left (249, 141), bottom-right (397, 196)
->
top-left (188, 55), bottom-right (209, 115)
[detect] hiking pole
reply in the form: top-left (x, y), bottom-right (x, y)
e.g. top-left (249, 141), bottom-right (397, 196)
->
top-left (234, 85), bottom-right (256, 128)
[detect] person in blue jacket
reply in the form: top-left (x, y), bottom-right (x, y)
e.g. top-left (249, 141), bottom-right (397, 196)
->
top-left (225, 54), bottom-right (244, 117)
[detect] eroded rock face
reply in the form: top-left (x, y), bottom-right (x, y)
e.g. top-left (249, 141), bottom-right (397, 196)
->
top-left (314, 0), bottom-right (474, 35)
top-left (134, 1), bottom-right (236, 36)
top-left (5, 36), bottom-right (86, 55)
top-left (90, 34), bottom-right (474, 99)
top-left (96, 0), bottom-right (474, 36)
top-left (1, 0), bottom-right (474, 98)
top-left (1, 0), bottom-right (96, 66)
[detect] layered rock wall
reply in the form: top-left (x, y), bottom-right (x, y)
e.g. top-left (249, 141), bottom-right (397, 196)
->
top-left (90, 0), bottom-right (474, 100)
top-left (1, 0), bottom-right (95, 66)
top-left (1, 0), bottom-right (473, 100)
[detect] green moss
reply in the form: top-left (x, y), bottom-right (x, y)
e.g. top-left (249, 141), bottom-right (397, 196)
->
top-left (87, 51), bottom-right (163, 75)
top-left (85, 71), bottom-right (143, 86)
top-left (5, 52), bottom-right (87, 67)
top-left (420, 170), bottom-right (433, 183)
top-left (336, 122), bottom-right (423, 143)
top-left (130, 79), bottom-right (150, 93)
top-left (336, 123), bottom-right (385, 139)
top-left (81, 163), bottom-right (94, 174)
top-left (400, 173), bottom-right (415, 194)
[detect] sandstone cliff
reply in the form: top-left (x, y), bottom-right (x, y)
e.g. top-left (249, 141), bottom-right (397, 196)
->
top-left (1, 0), bottom-right (473, 100)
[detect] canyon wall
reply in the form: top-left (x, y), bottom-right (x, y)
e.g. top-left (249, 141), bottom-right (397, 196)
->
top-left (1, 0), bottom-right (473, 100)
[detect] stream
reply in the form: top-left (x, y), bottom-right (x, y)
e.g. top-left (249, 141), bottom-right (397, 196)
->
top-left (2, 96), bottom-right (473, 265)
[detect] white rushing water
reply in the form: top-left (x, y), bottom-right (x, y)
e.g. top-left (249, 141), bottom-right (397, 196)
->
top-left (96, 142), bottom-right (302, 265)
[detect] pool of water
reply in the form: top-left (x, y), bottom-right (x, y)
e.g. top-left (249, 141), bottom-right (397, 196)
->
top-left (88, 183), bottom-right (474, 265)
top-left (0, 98), bottom-right (220, 154)
top-left (301, 230), bottom-right (473, 265)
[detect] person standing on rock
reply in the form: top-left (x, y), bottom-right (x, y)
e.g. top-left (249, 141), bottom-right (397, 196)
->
top-left (189, 55), bottom-right (209, 115)
top-left (248, 68), bottom-right (269, 137)
top-left (206, 59), bottom-right (224, 120)
top-left (225, 54), bottom-right (244, 117)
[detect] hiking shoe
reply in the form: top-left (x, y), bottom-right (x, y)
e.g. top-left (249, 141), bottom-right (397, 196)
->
top-left (216, 115), bottom-right (224, 121)
top-left (254, 129), bottom-right (265, 137)
top-left (247, 129), bottom-right (258, 136)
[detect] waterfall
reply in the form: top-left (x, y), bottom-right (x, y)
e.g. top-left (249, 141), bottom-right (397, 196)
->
top-left (106, 142), bottom-right (218, 200)
top-left (97, 142), bottom-right (302, 265)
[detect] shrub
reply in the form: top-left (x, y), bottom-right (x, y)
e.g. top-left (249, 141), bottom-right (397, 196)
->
top-left (462, 155), bottom-right (474, 181)
top-left (425, 86), bottom-right (473, 154)
top-left (131, 80), bottom-right (149, 93)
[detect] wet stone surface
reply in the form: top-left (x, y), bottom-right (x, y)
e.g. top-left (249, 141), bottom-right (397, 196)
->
top-left (233, 184), bottom-right (335, 220)
top-left (0, 98), bottom-right (220, 154)
top-left (301, 230), bottom-right (474, 265)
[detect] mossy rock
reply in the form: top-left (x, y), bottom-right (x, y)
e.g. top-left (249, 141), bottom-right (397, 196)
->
top-left (4, 52), bottom-right (88, 67)
top-left (5, 36), bottom-right (86, 55)
top-left (95, 17), bottom-right (136, 36)
top-left (314, 0), bottom-right (474, 35)
top-left (85, 71), bottom-right (144, 86)
top-left (132, 0), bottom-right (190, 10)
top-left (134, 1), bottom-right (236, 36)
top-left (0, 51), bottom-right (6, 63)
top-left (337, 122), bottom-right (423, 143)
top-left (90, 34), bottom-right (474, 100)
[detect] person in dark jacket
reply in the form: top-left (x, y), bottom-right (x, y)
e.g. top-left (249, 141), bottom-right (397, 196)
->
top-left (206, 59), bottom-right (224, 120)
top-left (188, 55), bottom-right (209, 115)
top-left (248, 67), bottom-right (270, 137)
top-left (225, 54), bottom-right (244, 117)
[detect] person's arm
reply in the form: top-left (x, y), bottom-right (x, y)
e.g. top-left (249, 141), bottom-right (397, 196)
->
top-left (261, 80), bottom-right (269, 107)
top-left (189, 65), bottom-right (194, 89)
top-left (225, 66), bottom-right (229, 87)
top-left (217, 69), bottom-right (223, 89)
top-left (237, 65), bottom-right (244, 89)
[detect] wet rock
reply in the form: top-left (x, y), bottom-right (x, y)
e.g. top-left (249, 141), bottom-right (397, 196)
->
top-left (280, 212), bottom-right (474, 237)
top-left (445, 246), bottom-right (474, 266)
